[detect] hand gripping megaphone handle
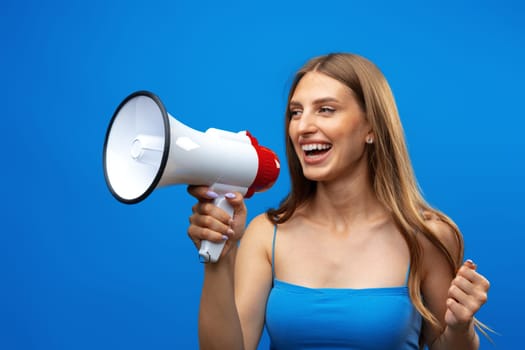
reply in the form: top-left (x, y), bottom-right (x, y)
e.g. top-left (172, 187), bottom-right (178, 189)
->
top-left (198, 194), bottom-right (235, 263)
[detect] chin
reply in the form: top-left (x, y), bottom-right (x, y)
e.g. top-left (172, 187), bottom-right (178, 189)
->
top-left (302, 169), bottom-right (332, 182)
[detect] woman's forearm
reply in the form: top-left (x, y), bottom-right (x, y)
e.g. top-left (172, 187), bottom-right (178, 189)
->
top-left (198, 246), bottom-right (245, 350)
top-left (431, 323), bottom-right (479, 350)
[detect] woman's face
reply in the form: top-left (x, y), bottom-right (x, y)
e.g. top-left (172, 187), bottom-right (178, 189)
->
top-left (288, 71), bottom-right (371, 182)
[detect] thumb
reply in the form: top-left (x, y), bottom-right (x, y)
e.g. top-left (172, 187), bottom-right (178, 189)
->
top-left (224, 192), bottom-right (247, 236)
top-left (224, 192), bottom-right (247, 214)
top-left (464, 259), bottom-right (477, 271)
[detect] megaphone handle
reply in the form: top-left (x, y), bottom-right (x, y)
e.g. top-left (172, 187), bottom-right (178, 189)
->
top-left (198, 196), bottom-right (234, 263)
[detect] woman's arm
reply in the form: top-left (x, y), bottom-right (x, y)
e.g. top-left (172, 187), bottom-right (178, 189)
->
top-left (199, 247), bottom-right (244, 350)
top-left (234, 214), bottom-right (275, 349)
top-left (420, 219), bottom-right (490, 350)
top-left (187, 187), bottom-right (273, 350)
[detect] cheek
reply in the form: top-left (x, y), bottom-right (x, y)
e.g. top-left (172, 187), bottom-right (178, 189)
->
top-left (288, 122), bottom-right (302, 143)
top-left (287, 123), bottom-right (294, 138)
top-left (287, 126), bottom-right (301, 154)
top-left (342, 118), bottom-right (369, 141)
top-left (330, 121), bottom-right (363, 142)
top-left (334, 126), bottom-right (368, 154)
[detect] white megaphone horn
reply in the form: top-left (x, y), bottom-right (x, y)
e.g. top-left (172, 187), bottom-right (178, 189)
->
top-left (103, 91), bottom-right (280, 263)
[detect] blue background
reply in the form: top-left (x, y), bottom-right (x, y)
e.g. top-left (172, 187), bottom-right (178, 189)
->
top-left (2, 0), bottom-right (523, 348)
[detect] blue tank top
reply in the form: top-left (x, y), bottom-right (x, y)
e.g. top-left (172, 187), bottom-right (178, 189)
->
top-left (265, 226), bottom-right (422, 350)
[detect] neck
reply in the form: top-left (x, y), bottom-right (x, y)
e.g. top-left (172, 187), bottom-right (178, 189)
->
top-left (304, 169), bottom-right (388, 233)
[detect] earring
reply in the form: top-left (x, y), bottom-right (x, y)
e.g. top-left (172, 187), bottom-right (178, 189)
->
top-left (366, 136), bottom-right (374, 144)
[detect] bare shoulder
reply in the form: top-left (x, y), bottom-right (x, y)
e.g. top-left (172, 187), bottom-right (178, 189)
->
top-left (244, 213), bottom-right (275, 241)
top-left (418, 210), bottom-right (463, 278)
top-left (246, 213), bottom-right (275, 231)
top-left (239, 213), bottom-right (275, 258)
top-left (420, 211), bottom-right (461, 256)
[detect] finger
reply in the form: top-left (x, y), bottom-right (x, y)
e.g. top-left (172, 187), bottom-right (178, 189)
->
top-left (188, 224), bottom-right (230, 244)
top-left (449, 276), bottom-right (488, 312)
top-left (187, 185), bottom-right (219, 201)
top-left (450, 275), bottom-right (474, 295)
top-left (223, 192), bottom-right (248, 234)
top-left (193, 202), bottom-right (233, 225)
top-left (224, 192), bottom-right (247, 216)
top-left (446, 297), bottom-right (474, 326)
top-left (448, 282), bottom-right (477, 312)
top-left (464, 259), bottom-right (477, 270)
top-left (451, 274), bottom-right (487, 299)
top-left (188, 235), bottom-right (201, 249)
top-left (455, 267), bottom-right (483, 289)
top-left (456, 263), bottom-right (491, 291)
top-left (189, 211), bottom-right (233, 237)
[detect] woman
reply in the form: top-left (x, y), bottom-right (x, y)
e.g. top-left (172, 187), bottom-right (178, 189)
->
top-left (187, 53), bottom-right (490, 349)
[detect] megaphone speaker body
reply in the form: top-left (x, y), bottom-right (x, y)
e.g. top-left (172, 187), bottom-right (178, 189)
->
top-left (103, 91), bottom-right (280, 263)
top-left (161, 122), bottom-right (259, 193)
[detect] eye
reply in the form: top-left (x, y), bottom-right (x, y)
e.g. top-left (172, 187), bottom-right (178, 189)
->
top-left (319, 106), bottom-right (336, 114)
top-left (289, 109), bottom-right (303, 119)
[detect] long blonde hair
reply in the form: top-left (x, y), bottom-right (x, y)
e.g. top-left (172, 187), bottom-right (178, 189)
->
top-left (267, 53), bottom-right (463, 334)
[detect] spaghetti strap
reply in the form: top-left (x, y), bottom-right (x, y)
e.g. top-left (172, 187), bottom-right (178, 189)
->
top-left (271, 224), bottom-right (277, 286)
top-left (404, 262), bottom-right (411, 286)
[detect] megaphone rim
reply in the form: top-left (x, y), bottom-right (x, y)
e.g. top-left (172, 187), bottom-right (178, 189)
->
top-left (103, 90), bottom-right (171, 204)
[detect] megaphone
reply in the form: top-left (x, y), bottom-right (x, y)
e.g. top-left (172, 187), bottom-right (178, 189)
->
top-left (103, 91), bottom-right (280, 263)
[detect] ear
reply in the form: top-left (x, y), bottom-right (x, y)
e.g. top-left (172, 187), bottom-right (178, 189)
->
top-left (365, 131), bottom-right (374, 144)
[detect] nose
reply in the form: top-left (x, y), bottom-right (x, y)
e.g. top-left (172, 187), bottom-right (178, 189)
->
top-left (295, 110), bottom-right (318, 135)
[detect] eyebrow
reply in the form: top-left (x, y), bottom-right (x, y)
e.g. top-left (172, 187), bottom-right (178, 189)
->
top-left (289, 97), bottom-right (340, 107)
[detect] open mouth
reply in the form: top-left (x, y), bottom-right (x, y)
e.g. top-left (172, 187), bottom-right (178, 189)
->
top-left (302, 143), bottom-right (332, 157)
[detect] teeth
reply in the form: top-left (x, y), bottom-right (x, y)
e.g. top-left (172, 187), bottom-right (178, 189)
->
top-left (301, 143), bottom-right (332, 152)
